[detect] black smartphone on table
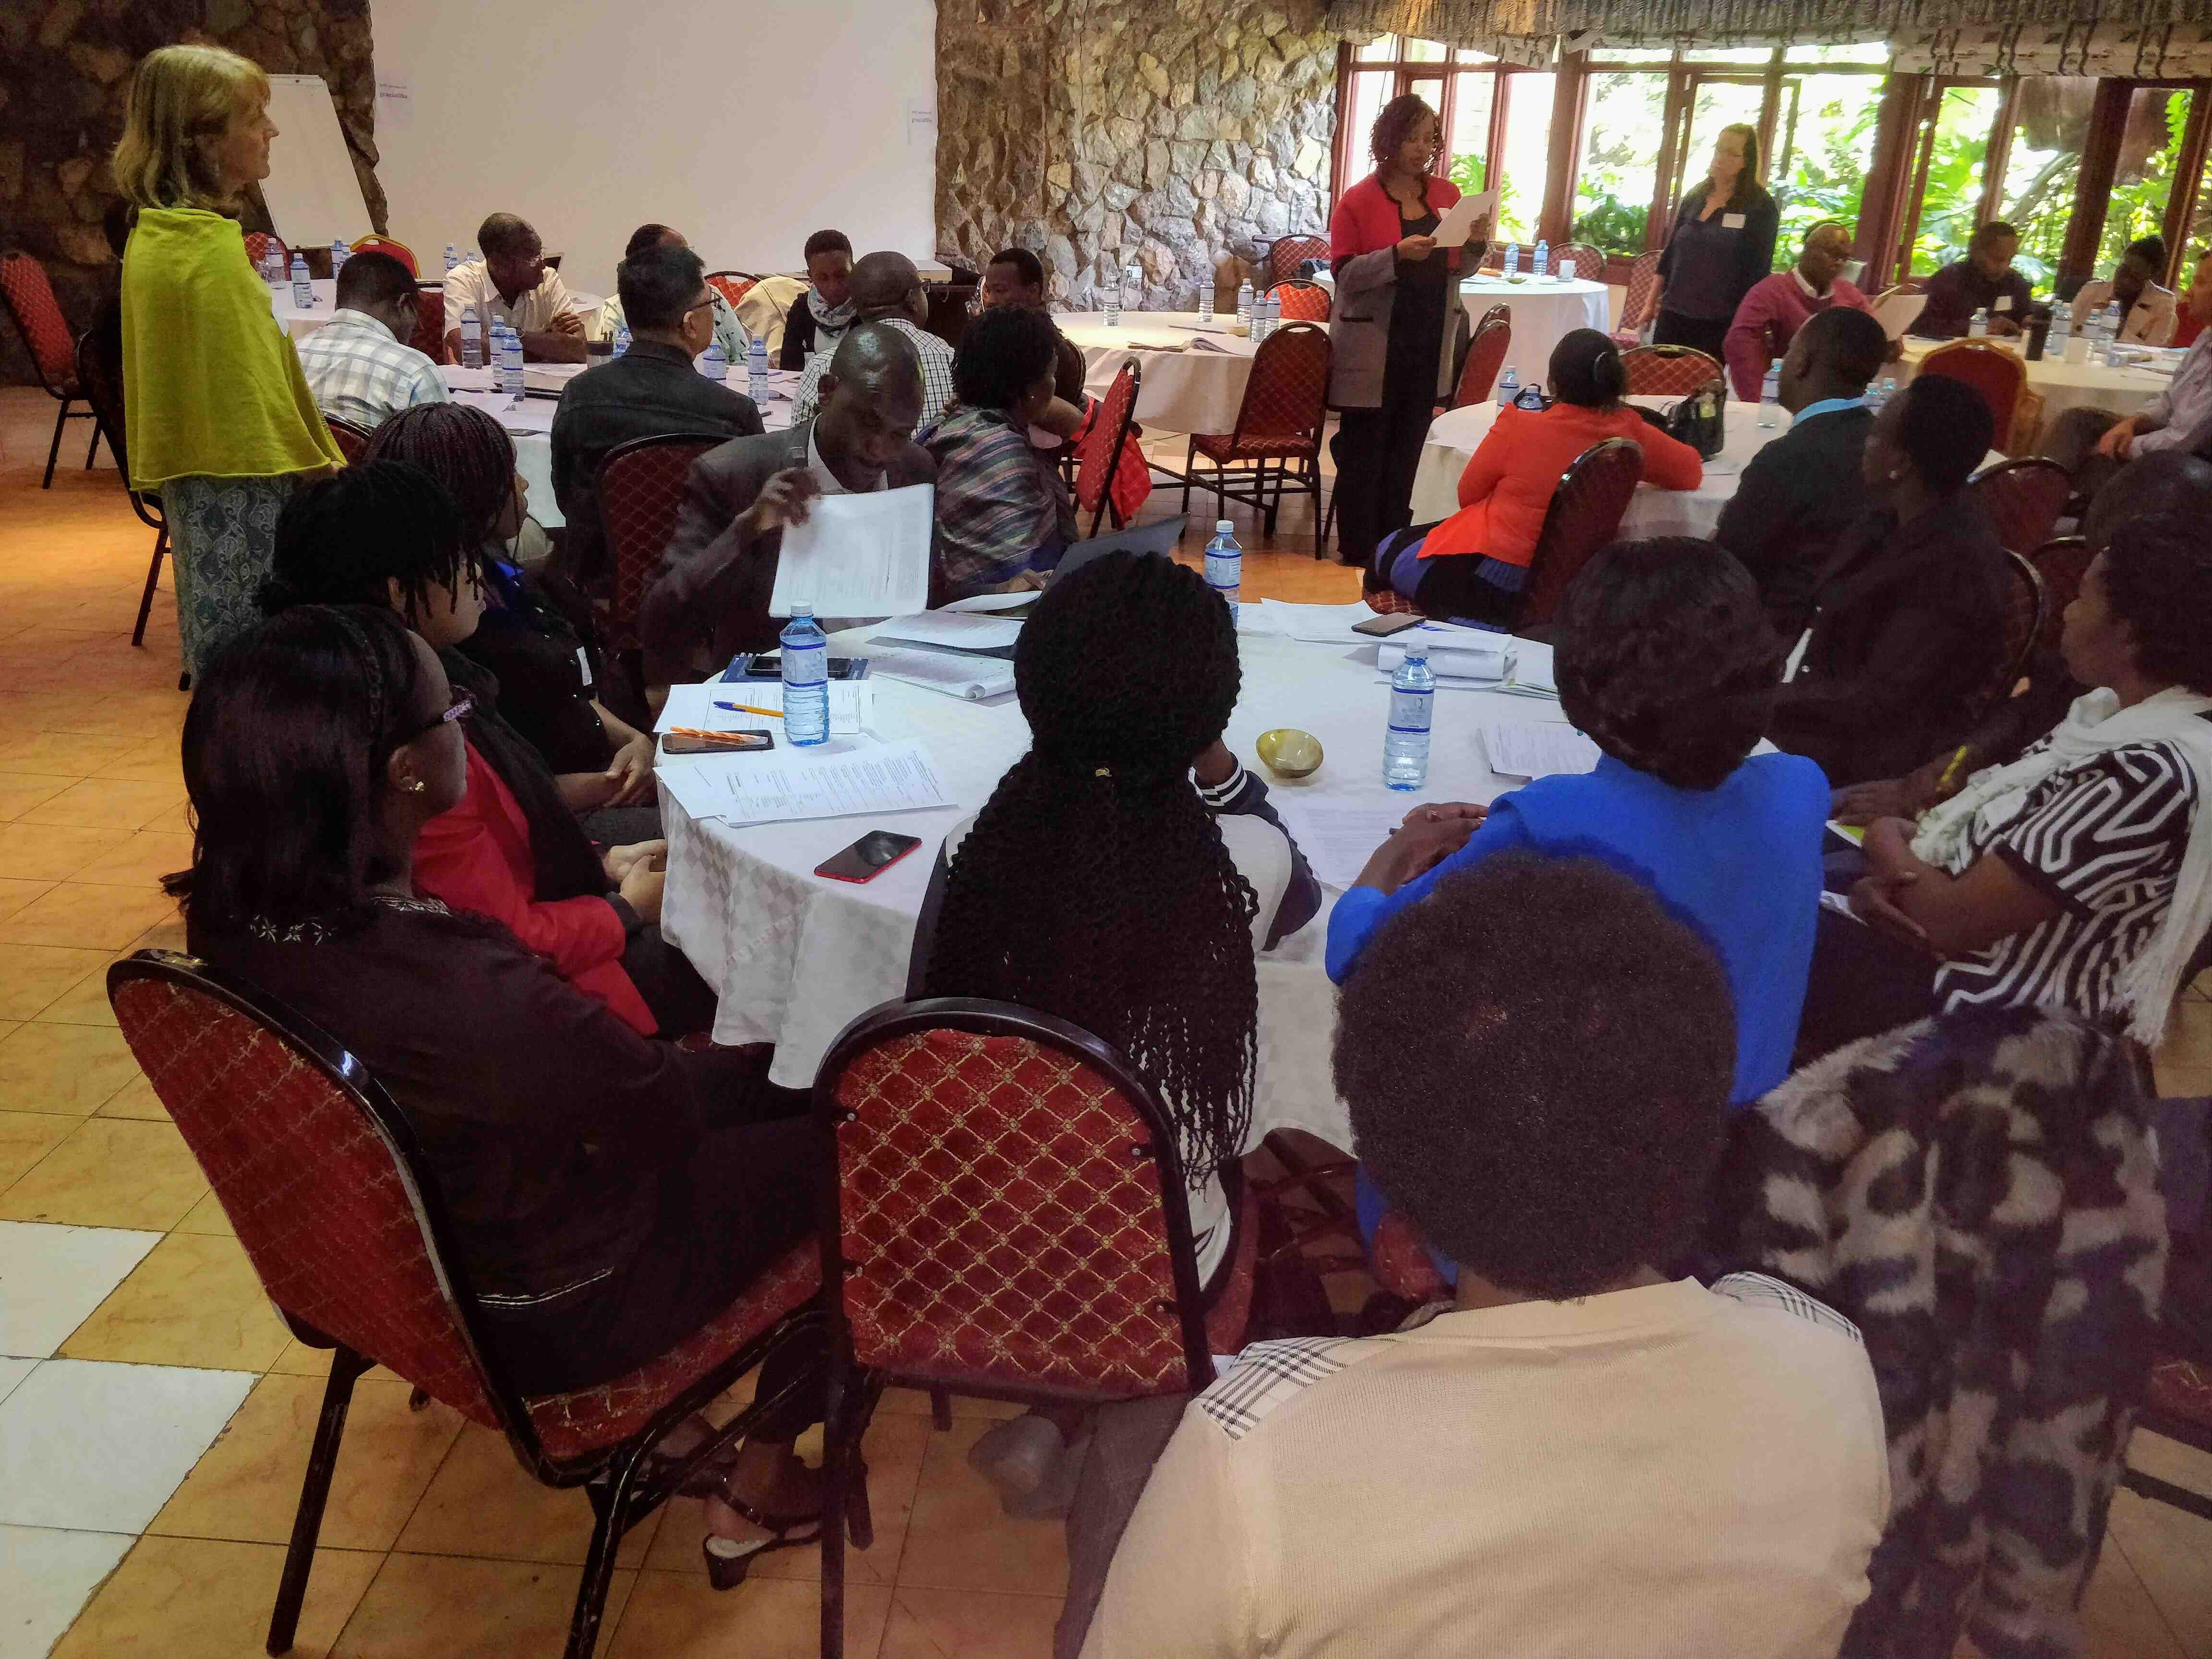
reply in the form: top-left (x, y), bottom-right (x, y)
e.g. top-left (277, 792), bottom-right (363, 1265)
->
top-left (1352, 613), bottom-right (1424, 638)
top-left (814, 830), bottom-right (924, 883)
top-left (738, 655), bottom-right (864, 680)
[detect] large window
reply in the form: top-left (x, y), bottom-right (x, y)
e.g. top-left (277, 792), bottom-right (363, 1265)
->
top-left (1336, 36), bottom-right (1519, 209)
top-left (1572, 71), bottom-right (1670, 249)
top-left (2104, 85), bottom-right (2196, 270)
top-left (1998, 77), bottom-right (2096, 286)
top-left (1771, 54), bottom-right (1889, 257)
top-left (1902, 83), bottom-right (2004, 275)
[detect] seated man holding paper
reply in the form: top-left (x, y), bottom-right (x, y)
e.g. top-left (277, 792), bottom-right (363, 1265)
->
top-left (922, 304), bottom-right (1079, 597)
top-left (640, 322), bottom-right (937, 685)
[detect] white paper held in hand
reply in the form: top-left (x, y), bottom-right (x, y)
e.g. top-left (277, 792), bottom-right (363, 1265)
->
top-left (1268, 800), bottom-right (1423, 890)
top-left (768, 483), bottom-right (934, 619)
top-left (1432, 189), bottom-right (1497, 247)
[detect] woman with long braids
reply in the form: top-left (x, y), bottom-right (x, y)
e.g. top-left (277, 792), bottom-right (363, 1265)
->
top-left (908, 550), bottom-right (1318, 1533)
top-left (1327, 94), bottom-right (1487, 575)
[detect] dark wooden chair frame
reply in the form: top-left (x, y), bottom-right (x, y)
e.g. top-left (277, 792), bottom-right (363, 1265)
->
top-left (1163, 321), bottom-right (1331, 540)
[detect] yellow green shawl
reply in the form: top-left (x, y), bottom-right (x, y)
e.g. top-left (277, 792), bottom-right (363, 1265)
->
top-left (121, 207), bottom-right (346, 489)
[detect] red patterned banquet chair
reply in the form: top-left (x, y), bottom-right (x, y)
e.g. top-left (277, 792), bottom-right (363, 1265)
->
top-left (1515, 436), bottom-right (1644, 631)
top-left (106, 950), bottom-right (824, 1659)
top-left (1475, 301), bottom-right (1512, 334)
top-left (325, 416), bottom-right (374, 463)
top-left (1074, 354), bottom-right (1144, 536)
top-left (810, 997), bottom-right (1260, 1659)
top-left (409, 285), bottom-right (446, 363)
top-left (1972, 457), bottom-right (2073, 556)
top-left (1169, 320), bottom-right (1331, 539)
top-left (0, 251), bottom-right (98, 486)
top-left (1553, 241), bottom-right (1607, 283)
top-left (705, 269), bottom-right (760, 311)
top-left (242, 230), bottom-right (286, 269)
top-left (1268, 278), bottom-right (1332, 323)
top-left (2028, 535), bottom-right (2092, 655)
top-left (596, 432), bottom-right (727, 685)
top-left (1453, 314), bottom-right (1512, 407)
top-left (1972, 550), bottom-right (2044, 721)
top-left (1619, 344), bottom-right (1723, 398)
top-left (73, 312), bottom-right (170, 656)
top-left (1268, 234), bottom-right (1331, 285)
top-left (1919, 338), bottom-right (2042, 454)
top-left (349, 234), bottom-right (417, 275)
top-left (1616, 250), bottom-right (1662, 340)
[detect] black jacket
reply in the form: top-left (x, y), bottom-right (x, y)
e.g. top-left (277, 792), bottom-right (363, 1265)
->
top-left (549, 339), bottom-right (762, 586)
top-left (1768, 490), bottom-right (2011, 787)
top-left (1657, 185), bottom-right (1779, 325)
top-left (1714, 404), bottom-right (1875, 640)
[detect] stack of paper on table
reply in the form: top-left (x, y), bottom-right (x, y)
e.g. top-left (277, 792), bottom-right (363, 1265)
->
top-left (870, 610), bottom-right (1025, 657)
top-left (1266, 799), bottom-right (1411, 890)
top-left (1378, 637), bottom-right (1507, 683)
top-left (768, 483), bottom-right (934, 618)
top-left (1479, 720), bottom-right (1600, 779)
top-left (1497, 640), bottom-right (1559, 699)
top-left (655, 738), bottom-right (950, 828)
top-left (655, 678), bottom-right (873, 737)
top-left (862, 647), bottom-right (1016, 701)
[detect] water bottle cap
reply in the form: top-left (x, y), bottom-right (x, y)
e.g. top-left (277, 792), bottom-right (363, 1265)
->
top-left (1214, 519), bottom-right (1234, 534)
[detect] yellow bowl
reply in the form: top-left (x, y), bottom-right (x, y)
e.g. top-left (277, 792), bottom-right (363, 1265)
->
top-left (1256, 728), bottom-right (1323, 780)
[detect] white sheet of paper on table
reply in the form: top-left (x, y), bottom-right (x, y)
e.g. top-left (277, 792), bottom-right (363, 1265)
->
top-left (681, 738), bottom-right (951, 827)
top-left (768, 483), bottom-right (934, 619)
top-left (941, 590), bottom-right (1037, 614)
top-left (1267, 800), bottom-right (1412, 891)
top-left (871, 610), bottom-right (1024, 651)
top-left (863, 647), bottom-right (1016, 701)
top-left (1479, 720), bottom-right (1601, 779)
top-left (1378, 638), bottom-right (1506, 682)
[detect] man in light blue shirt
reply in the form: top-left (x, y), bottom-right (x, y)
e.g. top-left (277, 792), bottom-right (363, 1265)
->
top-left (295, 250), bottom-right (448, 430)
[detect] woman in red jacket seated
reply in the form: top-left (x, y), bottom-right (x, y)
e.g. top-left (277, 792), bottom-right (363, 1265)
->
top-left (1372, 330), bottom-right (1704, 627)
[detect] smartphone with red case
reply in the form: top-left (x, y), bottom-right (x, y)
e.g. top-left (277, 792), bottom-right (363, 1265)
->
top-left (814, 830), bottom-right (924, 883)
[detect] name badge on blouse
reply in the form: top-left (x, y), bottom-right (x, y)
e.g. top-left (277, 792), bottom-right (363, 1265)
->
top-left (1722, 212), bottom-right (1746, 229)
top-left (576, 646), bottom-right (593, 689)
top-left (1995, 295), bottom-right (2014, 313)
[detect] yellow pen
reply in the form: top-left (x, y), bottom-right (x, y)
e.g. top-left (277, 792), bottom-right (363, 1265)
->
top-left (1936, 745), bottom-right (1971, 793)
top-left (712, 701), bottom-right (786, 719)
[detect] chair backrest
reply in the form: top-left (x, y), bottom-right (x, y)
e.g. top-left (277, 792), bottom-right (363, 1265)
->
top-left (1453, 316), bottom-right (1511, 407)
top-left (74, 304), bottom-right (161, 530)
top-left (596, 433), bottom-right (726, 653)
top-left (1978, 548), bottom-right (2044, 715)
top-left (409, 286), bottom-right (445, 363)
top-left (326, 416), bottom-right (374, 462)
top-left (1620, 344), bottom-right (1724, 397)
top-left (1267, 278), bottom-right (1331, 323)
top-left (1074, 355), bottom-right (1142, 529)
top-left (349, 235), bottom-right (418, 276)
top-left (2028, 535), bottom-right (2093, 655)
top-left (0, 252), bottom-right (78, 394)
top-left (1519, 437), bottom-right (1644, 628)
top-left (1619, 251), bottom-right (1663, 333)
top-left (705, 270), bottom-right (759, 311)
top-left (242, 230), bottom-right (286, 268)
top-left (107, 952), bottom-right (513, 1432)
top-left (814, 997), bottom-right (1216, 1400)
top-left (1554, 241), bottom-right (1606, 283)
top-left (1268, 234), bottom-right (1331, 286)
top-left (1919, 340), bottom-right (2026, 446)
top-left (1229, 321), bottom-right (1331, 448)
top-left (1476, 301), bottom-right (1511, 334)
top-left (1972, 457), bottom-right (2073, 555)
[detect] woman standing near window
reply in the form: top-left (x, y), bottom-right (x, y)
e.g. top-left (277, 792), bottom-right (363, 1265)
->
top-left (1653, 124), bottom-right (1779, 364)
top-left (111, 45), bottom-right (345, 684)
top-left (1328, 95), bottom-right (1486, 575)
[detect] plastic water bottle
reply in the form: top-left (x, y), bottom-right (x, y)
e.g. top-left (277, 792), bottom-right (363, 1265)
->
top-left (1383, 641), bottom-right (1435, 791)
top-left (263, 245), bottom-right (285, 286)
top-left (748, 335), bottom-right (770, 399)
top-left (330, 239), bottom-right (349, 278)
top-left (458, 305), bottom-right (482, 370)
top-left (1503, 241), bottom-right (1521, 278)
top-left (497, 325), bottom-right (524, 397)
top-left (1533, 239), bottom-right (1550, 279)
top-left (1103, 270), bottom-right (1121, 326)
top-left (779, 603), bottom-right (830, 747)
top-left (1237, 277), bottom-right (1254, 331)
top-left (444, 242), bottom-right (459, 274)
top-left (699, 343), bottom-right (728, 382)
top-left (1203, 519), bottom-right (1241, 625)
top-left (1969, 308), bottom-right (1989, 338)
top-left (1265, 291), bottom-right (1281, 341)
top-left (1496, 363), bottom-right (1519, 409)
top-left (1198, 280), bottom-right (1214, 324)
top-left (1870, 375), bottom-right (1896, 413)
top-left (2102, 301), bottom-right (2124, 362)
top-left (1759, 361), bottom-right (1782, 427)
top-left (1124, 262), bottom-right (1143, 315)
top-left (614, 324), bottom-right (632, 359)
top-left (289, 253), bottom-right (313, 309)
top-left (2048, 302), bottom-right (2071, 353)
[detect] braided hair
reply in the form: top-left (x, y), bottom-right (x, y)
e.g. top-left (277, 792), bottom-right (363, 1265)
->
top-left (361, 402), bottom-right (518, 550)
top-left (263, 460), bottom-right (481, 625)
top-left (921, 552), bottom-right (1259, 1179)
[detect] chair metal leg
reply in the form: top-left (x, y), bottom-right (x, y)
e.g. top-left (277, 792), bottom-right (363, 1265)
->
top-left (929, 1387), bottom-right (952, 1431)
top-left (133, 525), bottom-right (166, 649)
top-left (266, 1346), bottom-right (371, 1655)
top-left (84, 414), bottom-right (100, 469)
top-left (820, 1364), bottom-right (852, 1659)
top-left (563, 1442), bottom-right (649, 1659)
top-left (42, 398), bottom-right (68, 489)
top-left (1179, 438), bottom-right (1195, 514)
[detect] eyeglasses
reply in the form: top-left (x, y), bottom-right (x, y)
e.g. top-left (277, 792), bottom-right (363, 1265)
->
top-left (685, 294), bottom-right (718, 317)
top-left (400, 689), bottom-right (474, 741)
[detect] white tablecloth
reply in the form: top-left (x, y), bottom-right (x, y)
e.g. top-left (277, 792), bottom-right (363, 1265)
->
top-left (1410, 397), bottom-right (1780, 537)
top-left (658, 624), bottom-right (1570, 1143)
top-left (1888, 338), bottom-right (2170, 435)
top-left (1063, 311), bottom-right (1258, 435)
top-left (275, 280), bottom-right (605, 342)
top-left (1310, 273), bottom-right (1612, 394)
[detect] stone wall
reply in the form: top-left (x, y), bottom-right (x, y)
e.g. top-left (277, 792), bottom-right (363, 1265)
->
top-left (0, 0), bottom-right (384, 385)
top-left (936, 0), bottom-right (1340, 312)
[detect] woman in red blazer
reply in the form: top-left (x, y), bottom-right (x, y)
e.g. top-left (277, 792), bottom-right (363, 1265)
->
top-left (1373, 330), bottom-right (1703, 625)
top-left (1328, 95), bottom-right (1486, 572)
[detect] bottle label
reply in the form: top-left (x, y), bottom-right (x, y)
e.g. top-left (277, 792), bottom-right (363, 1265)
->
top-left (1388, 685), bottom-right (1433, 732)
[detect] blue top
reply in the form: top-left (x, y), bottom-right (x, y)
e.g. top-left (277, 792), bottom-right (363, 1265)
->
top-left (1326, 751), bottom-right (1831, 1105)
top-left (1794, 394), bottom-right (1869, 423)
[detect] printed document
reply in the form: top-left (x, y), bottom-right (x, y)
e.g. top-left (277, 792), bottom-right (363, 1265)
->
top-left (769, 483), bottom-right (933, 618)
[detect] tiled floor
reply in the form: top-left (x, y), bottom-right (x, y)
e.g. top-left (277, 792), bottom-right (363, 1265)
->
top-left (1, 382), bottom-right (2208, 1658)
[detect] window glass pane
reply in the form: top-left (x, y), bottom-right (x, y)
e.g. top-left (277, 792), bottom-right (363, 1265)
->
top-left (1407, 75), bottom-right (1445, 121)
top-left (1446, 72), bottom-right (1497, 196)
top-left (1683, 47), bottom-right (1776, 65)
top-left (1343, 71), bottom-right (1393, 182)
top-left (1572, 71), bottom-right (1669, 252)
top-left (1771, 72), bottom-right (1887, 270)
top-left (1357, 35), bottom-right (1400, 62)
top-left (1786, 42), bottom-right (1889, 65)
top-left (2099, 86), bottom-right (2193, 278)
top-left (1455, 48), bottom-right (1494, 64)
top-left (1404, 37), bottom-right (1446, 62)
top-left (1910, 84), bottom-right (2003, 276)
top-left (1592, 47), bottom-right (1677, 63)
top-left (1675, 79), bottom-right (1769, 219)
top-left (1493, 72), bottom-right (1556, 242)
top-left (1998, 76), bottom-right (2096, 291)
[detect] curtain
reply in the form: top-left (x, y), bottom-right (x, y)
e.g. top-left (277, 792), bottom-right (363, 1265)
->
top-left (1894, 22), bottom-right (2212, 76)
top-left (1326, 1), bottom-right (2212, 49)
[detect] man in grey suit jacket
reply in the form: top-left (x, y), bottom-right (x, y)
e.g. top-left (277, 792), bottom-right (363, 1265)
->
top-left (640, 323), bottom-right (937, 685)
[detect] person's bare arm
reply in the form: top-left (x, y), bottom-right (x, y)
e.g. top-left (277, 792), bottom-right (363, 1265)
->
top-left (519, 326), bottom-right (587, 363)
top-left (1856, 815), bottom-right (2062, 957)
top-left (594, 702), bottom-right (656, 807)
top-left (1036, 397), bottom-right (1086, 440)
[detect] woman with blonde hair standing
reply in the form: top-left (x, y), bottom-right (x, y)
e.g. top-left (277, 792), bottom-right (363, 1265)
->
top-left (111, 44), bottom-right (344, 684)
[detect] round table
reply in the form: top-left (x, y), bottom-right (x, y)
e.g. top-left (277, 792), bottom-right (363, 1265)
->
top-left (657, 622), bottom-right (1573, 1142)
top-left (1062, 311), bottom-right (1258, 434)
top-left (274, 281), bottom-right (605, 343)
top-left (1887, 338), bottom-right (2171, 435)
top-left (1410, 397), bottom-right (1778, 536)
top-left (1311, 273), bottom-right (1612, 393)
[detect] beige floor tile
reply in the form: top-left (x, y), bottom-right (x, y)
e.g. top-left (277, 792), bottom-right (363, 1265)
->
top-left (877, 1585), bottom-right (1066, 1659)
top-left (2107, 1488), bottom-right (2212, 1659)
top-left (127, 913), bottom-right (190, 954)
top-left (98, 1072), bottom-right (171, 1119)
top-left (332, 1551), bottom-right (638, 1659)
top-left (0, 731), bottom-right (142, 775)
top-left (29, 952), bottom-right (123, 1024)
top-left (2078, 1532), bottom-right (2186, 1659)
top-left (2128, 1428), bottom-right (2212, 1495)
top-left (394, 1422), bottom-right (667, 1567)
top-left (14, 776), bottom-right (185, 831)
top-left (894, 1418), bottom-right (1070, 1596)
top-left (0, 821), bottom-right (132, 882)
top-left (606, 1568), bottom-right (891, 1659)
top-left (0, 940), bottom-right (111, 1017)
top-left (141, 800), bottom-right (195, 834)
top-left (271, 1336), bottom-right (339, 1377)
top-left (644, 1412), bottom-right (934, 1586)
top-left (0, 1115), bottom-right (208, 1228)
top-left (0, 874), bottom-right (56, 920)
top-left (0, 772), bottom-right (77, 821)
top-left (0, 1019), bottom-right (143, 1114)
top-left (0, 1106), bottom-right (75, 1186)
top-left (150, 1373), bottom-right (469, 1551)
top-left (48, 1535), bottom-right (384, 1659)
top-left (60, 1229), bottom-right (292, 1370)
top-left (174, 1186), bottom-right (237, 1234)
top-left (88, 735), bottom-right (188, 784)
top-left (70, 829), bottom-right (194, 889)
top-left (0, 879), bottom-right (180, 948)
